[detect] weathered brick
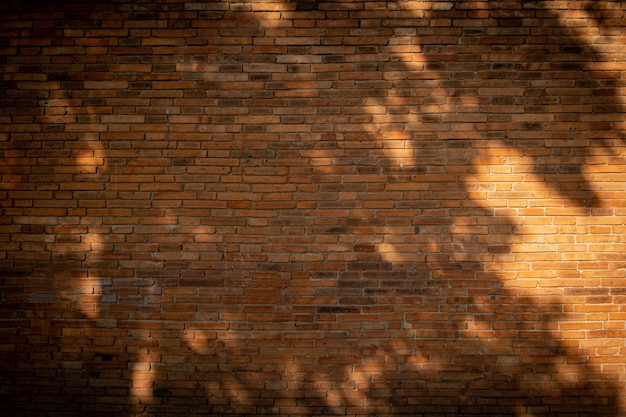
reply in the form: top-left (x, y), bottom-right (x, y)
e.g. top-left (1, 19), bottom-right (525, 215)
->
top-left (1, 1), bottom-right (625, 416)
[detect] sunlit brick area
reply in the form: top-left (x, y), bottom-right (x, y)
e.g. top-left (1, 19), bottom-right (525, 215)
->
top-left (1, 1), bottom-right (626, 416)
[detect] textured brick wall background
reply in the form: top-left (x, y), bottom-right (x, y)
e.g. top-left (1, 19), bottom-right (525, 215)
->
top-left (1, 0), bottom-right (626, 416)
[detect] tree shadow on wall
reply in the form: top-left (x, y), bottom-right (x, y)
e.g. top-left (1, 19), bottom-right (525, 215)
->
top-left (1, 0), bottom-right (625, 416)
top-left (208, 1), bottom-right (626, 415)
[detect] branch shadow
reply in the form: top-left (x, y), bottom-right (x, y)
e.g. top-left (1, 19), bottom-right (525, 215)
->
top-left (1, 0), bottom-right (625, 416)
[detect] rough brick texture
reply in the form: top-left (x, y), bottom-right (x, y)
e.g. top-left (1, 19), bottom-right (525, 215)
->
top-left (1, 0), bottom-right (626, 416)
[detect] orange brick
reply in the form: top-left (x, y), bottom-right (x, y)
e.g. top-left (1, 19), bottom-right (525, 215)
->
top-left (1, 1), bottom-right (626, 415)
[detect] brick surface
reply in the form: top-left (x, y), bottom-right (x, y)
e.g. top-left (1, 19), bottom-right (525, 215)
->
top-left (1, 0), bottom-right (626, 416)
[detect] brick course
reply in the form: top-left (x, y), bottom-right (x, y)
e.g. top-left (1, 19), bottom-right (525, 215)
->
top-left (1, 0), bottom-right (626, 416)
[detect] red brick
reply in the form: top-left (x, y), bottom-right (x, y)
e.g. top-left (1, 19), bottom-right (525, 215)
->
top-left (1, 1), bottom-right (626, 416)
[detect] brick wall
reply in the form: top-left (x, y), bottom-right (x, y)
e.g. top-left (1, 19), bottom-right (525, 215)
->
top-left (1, 0), bottom-right (626, 416)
